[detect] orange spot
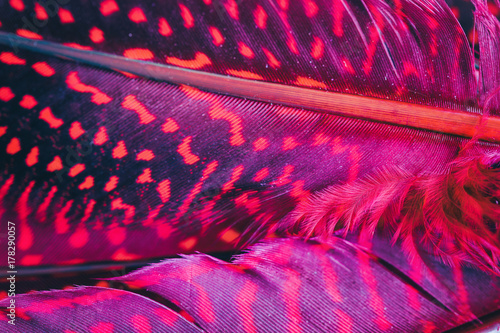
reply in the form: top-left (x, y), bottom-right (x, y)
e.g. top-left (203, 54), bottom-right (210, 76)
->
top-left (159, 17), bottom-right (172, 36)
top-left (35, 2), bottom-right (48, 20)
top-left (105, 176), bottom-right (119, 191)
top-left (157, 179), bottom-right (171, 203)
top-left (39, 107), bottom-right (63, 128)
top-left (222, 165), bottom-right (244, 192)
top-left (112, 140), bottom-right (128, 159)
top-left (226, 69), bottom-right (263, 80)
top-left (25, 146), bottom-right (39, 166)
top-left (224, 0), bottom-right (239, 20)
top-left (122, 95), bottom-right (156, 124)
top-left (262, 48), bottom-right (280, 68)
top-left (0, 52), bottom-right (26, 65)
top-left (220, 229), bottom-right (240, 243)
top-left (16, 95), bottom-right (36, 111)
top-left (253, 168), bottom-right (269, 182)
top-left (111, 198), bottom-right (135, 223)
top-left (209, 26), bottom-right (224, 46)
top-left (137, 168), bottom-right (154, 183)
top-left (0, 87), bottom-right (14, 102)
top-left (162, 117), bottom-right (179, 133)
top-left (17, 29), bottom-right (43, 39)
top-left (166, 52), bottom-right (211, 69)
top-left (136, 149), bottom-right (155, 161)
top-left (63, 43), bottom-right (93, 50)
top-left (58, 8), bottom-right (75, 23)
top-left (238, 42), bottom-right (254, 58)
top-left (129, 7), bottom-right (146, 22)
top-left (100, 0), bottom-right (119, 16)
top-left (69, 121), bottom-right (85, 139)
top-left (313, 133), bottom-right (331, 146)
top-left (253, 137), bottom-right (269, 151)
top-left (179, 237), bottom-right (197, 250)
top-left (69, 163), bottom-right (85, 177)
top-left (311, 36), bottom-right (324, 60)
top-left (177, 136), bottom-right (200, 164)
top-left (0, 126), bottom-right (6, 137)
top-left (89, 27), bottom-right (104, 43)
top-left (9, 0), bottom-right (24, 11)
top-left (47, 156), bottom-right (63, 171)
top-left (66, 71), bottom-right (112, 105)
top-left (79, 176), bottom-right (94, 190)
top-left (271, 165), bottom-right (294, 185)
top-left (295, 76), bottom-right (327, 89)
top-left (179, 4), bottom-right (194, 28)
top-left (20, 255), bottom-right (43, 266)
top-left (254, 5), bottom-right (267, 29)
top-left (69, 225), bottom-right (89, 248)
top-left (94, 126), bottom-right (108, 145)
top-left (6, 137), bottom-right (21, 155)
top-left (283, 137), bottom-right (300, 150)
top-left (32, 62), bottom-right (55, 76)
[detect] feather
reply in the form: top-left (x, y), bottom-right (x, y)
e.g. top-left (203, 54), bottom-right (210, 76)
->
top-left (0, 0), bottom-right (499, 331)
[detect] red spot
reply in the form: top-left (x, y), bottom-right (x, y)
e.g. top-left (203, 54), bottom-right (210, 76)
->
top-left (226, 69), bottom-right (264, 80)
top-left (9, 0), bottom-right (24, 11)
top-left (403, 61), bottom-right (419, 77)
top-left (238, 42), bottom-right (254, 59)
top-left (271, 165), bottom-right (294, 185)
top-left (89, 27), bottom-right (104, 43)
top-left (162, 118), bottom-right (179, 133)
top-left (253, 137), bottom-right (269, 151)
top-left (32, 62), bottom-right (55, 76)
top-left (69, 163), bottom-right (85, 177)
top-left (159, 17), bottom-right (173, 36)
top-left (136, 149), bottom-right (155, 161)
top-left (333, 0), bottom-right (345, 37)
top-left (123, 48), bottom-right (154, 61)
top-left (295, 76), bottom-right (327, 89)
top-left (90, 322), bottom-right (114, 333)
top-left (79, 176), bottom-right (94, 190)
top-left (94, 126), bottom-right (108, 145)
top-left (137, 168), bottom-right (154, 183)
top-left (209, 26), bottom-right (224, 46)
top-left (254, 5), bottom-right (267, 29)
top-left (63, 43), bottom-right (93, 50)
top-left (0, 52), bottom-right (26, 65)
top-left (131, 315), bottom-right (152, 333)
top-left (205, 95), bottom-right (245, 146)
top-left (303, 0), bottom-right (318, 17)
top-left (55, 200), bottom-right (73, 234)
top-left (234, 192), bottom-right (260, 214)
top-left (179, 4), bottom-right (194, 28)
top-left (100, 0), bottom-right (119, 16)
top-left (66, 71), bottom-right (112, 105)
top-left (222, 165), bottom-right (244, 192)
top-left (283, 137), bottom-right (300, 150)
top-left (105, 176), bottom-right (119, 192)
top-left (154, 308), bottom-right (181, 326)
top-left (0, 126), bottom-right (6, 137)
top-left (157, 179), bottom-right (171, 203)
top-left (82, 199), bottom-right (96, 223)
top-left (58, 8), bottom-right (75, 23)
top-left (36, 186), bottom-right (57, 222)
top-left (111, 198), bottom-right (135, 223)
top-left (112, 248), bottom-right (140, 261)
top-left (69, 224), bottom-right (89, 248)
top-left (0, 87), bottom-right (14, 102)
top-left (262, 48), bottom-right (280, 68)
top-left (311, 36), bottom-right (324, 59)
top-left (112, 140), bottom-right (128, 159)
top-left (47, 156), bottom-right (63, 172)
top-left (19, 95), bottom-right (37, 109)
top-left (39, 107), bottom-right (64, 128)
top-left (166, 52), bottom-right (212, 69)
top-left (35, 2), bottom-right (48, 20)
top-left (177, 136), bottom-right (200, 164)
top-left (129, 7), bottom-right (146, 23)
top-left (16, 181), bottom-right (34, 250)
top-left (290, 180), bottom-right (310, 199)
top-left (313, 133), bottom-right (331, 146)
top-left (253, 168), bottom-right (269, 182)
top-left (225, 0), bottom-right (239, 20)
top-left (20, 255), bottom-right (43, 266)
top-left (278, 0), bottom-right (289, 11)
top-left (25, 146), bottom-right (39, 166)
top-left (342, 58), bottom-right (356, 75)
top-left (17, 29), bottom-right (43, 39)
top-left (69, 121), bottom-right (85, 139)
top-left (122, 95), bottom-right (156, 124)
top-left (176, 161), bottom-right (218, 219)
top-left (6, 137), bottom-right (21, 155)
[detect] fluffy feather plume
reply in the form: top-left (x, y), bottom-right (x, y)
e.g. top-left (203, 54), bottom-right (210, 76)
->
top-left (282, 152), bottom-right (500, 274)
